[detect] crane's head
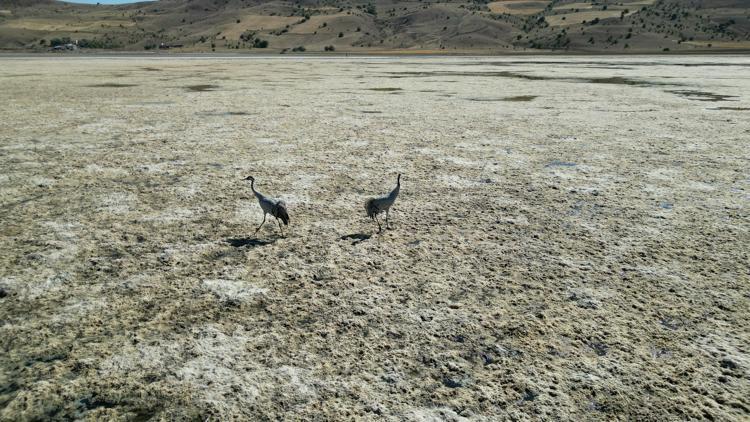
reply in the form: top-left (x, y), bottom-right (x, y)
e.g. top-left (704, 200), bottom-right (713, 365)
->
top-left (244, 176), bottom-right (254, 182)
top-left (397, 173), bottom-right (401, 184)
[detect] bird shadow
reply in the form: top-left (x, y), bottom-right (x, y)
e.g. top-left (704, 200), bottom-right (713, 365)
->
top-left (340, 233), bottom-right (372, 245)
top-left (226, 238), bottom-right (275, 248)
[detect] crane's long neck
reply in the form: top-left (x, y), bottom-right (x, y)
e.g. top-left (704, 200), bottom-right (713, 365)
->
top-left (250, 179), bottom-right (263, 199)
top-left (389, 178), bottom-right (400, 199)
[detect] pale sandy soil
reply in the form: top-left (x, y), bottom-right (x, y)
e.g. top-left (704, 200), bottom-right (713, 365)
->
top-left (0, 56), bottom-right (749, 420)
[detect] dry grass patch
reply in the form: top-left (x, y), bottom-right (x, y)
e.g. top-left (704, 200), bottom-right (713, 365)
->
top-left (288, 14), bottom-right (350, 34)
top-left (2, 17), bottom-right (135, 31)
top-left (546, 10), bottom-right (627, 26)
top-left (684, 40), bottom-right (750, 49)
top-left (488, 0), bottom-right (550, 15)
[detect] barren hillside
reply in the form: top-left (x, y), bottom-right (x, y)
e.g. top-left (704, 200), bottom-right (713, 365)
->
top-left (0, 0), bottom-right (749, 52)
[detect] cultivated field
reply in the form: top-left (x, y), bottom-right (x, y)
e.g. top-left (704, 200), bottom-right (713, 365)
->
top-left (0, 55), bottom-right (749, 420)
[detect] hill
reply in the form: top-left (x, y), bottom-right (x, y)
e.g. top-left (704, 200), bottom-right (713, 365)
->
top-left (0, 0), bottom-right (749, 53)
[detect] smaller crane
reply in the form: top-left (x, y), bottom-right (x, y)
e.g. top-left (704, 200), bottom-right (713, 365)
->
top-left (245, 176), bottom-right (289, 236)
top-left (364, 174), bottom-right (401, 232)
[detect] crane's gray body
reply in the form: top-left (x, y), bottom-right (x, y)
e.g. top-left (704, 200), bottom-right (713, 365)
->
top-left (246, 176), bottom-right (289, 236)
top-left (366, 186), bottom-right (399, 215)
top-left (365, 174), bottom-right (401, 232)
top-left (254, 190), bottom-right (286, 217)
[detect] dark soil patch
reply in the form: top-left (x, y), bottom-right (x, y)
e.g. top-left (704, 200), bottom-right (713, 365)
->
top-left (341, 233), bottom-right (371, 244)
top-left (130, 101), bottom-right (175, 106)
top-left (387, 71), bottom-right (677, 88)
top-left (503, 95), bottom-right (537, 101)
top-left (87, 83), bottom-right (138, 88)
top-left (667, 90), bottom-right (738, 102)
top-left (197, 111), bottom-right (251, 116)
top-left (185, 84), bottom-right (219, 92)
top-left (226, 238), bottom-right (274, 248)
top-left (545, 160), bottom-right (576, 168)
top-left (467, 95), bottom-right (537, 102)
top-left (586, 76), bottom-right (673, 87)
top-left (386, 71), bottom-right (550, 80)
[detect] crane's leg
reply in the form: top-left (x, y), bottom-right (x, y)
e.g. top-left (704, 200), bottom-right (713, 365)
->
top-left (374, 215), bottom-right (382, 233)
top-left (277, 218), bottom-right (285, 237)
top-left (385, 210), bottom-right (390, 229)
top-left (254, 213), bottom-right (267, 235)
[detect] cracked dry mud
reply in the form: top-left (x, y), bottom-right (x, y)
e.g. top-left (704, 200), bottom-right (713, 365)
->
top-left (0, 55), bottom-right (749, 420)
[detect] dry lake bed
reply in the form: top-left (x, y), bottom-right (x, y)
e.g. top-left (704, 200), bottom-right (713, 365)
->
top-left (0, 55), bottom-right (749, 420)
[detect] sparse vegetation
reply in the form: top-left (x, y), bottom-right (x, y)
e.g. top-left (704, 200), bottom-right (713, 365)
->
top-left (49, 37), bottom-right (72, 47)
top-left (78, 38), bottom-right (119, 49)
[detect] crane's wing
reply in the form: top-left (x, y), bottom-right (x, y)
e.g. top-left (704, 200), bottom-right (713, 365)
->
top-left (275, 201), bottom-right (290, 225)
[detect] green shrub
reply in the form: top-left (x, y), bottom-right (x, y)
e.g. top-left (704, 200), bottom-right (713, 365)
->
top-left (50, 37), bottom-right (72, 47)
top-left (240, 30), bottom-right (256, 42)
top-left (78, 38), bottom-right (118, 49)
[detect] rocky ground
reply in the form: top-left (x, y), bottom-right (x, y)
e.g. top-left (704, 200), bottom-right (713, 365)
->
top-left (0, 55), bottom-right (748, 420)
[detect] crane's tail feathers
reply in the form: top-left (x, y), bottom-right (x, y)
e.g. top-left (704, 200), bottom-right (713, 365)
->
top-left (365, 198), bottom-right (379, 219)
top-left (275, 202), bottom-right (290, 225)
